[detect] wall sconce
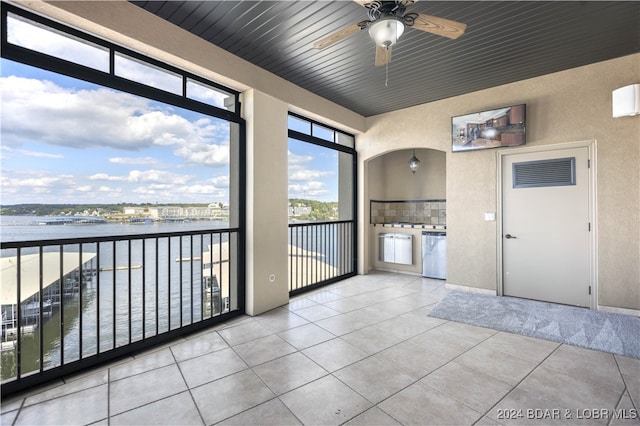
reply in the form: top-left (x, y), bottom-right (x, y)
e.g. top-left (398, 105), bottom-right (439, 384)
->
top-left (612, 84), bottom-right (640, 117)
top-left (409, 149), bottom-right (421, 174)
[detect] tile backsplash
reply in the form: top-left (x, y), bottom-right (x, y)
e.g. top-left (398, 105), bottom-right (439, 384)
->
top-left (370, 200), bottom-right (446, 225)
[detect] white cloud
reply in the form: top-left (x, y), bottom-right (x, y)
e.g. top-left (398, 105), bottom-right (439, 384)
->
top-left (1, 76), bottom-right (230, 167)
top-left (211, 175), bottom-right (229, 188)
top-left (109, 156), bottom-right (158, 165)
top-left (89, 169), bottom-right (193, 185)
top-left (288, 181), bottom-right (329, 197)
top-left (8, 15), bottom-right (109, 71)
top-left (0, 145), bottom-right (63, 159)
top-left (289, 167), bottom-right (333, 182)
top-left (288, 150), bottom-right (312, 164)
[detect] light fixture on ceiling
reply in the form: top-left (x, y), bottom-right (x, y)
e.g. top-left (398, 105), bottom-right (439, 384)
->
top-left (368, 17), bottom-right (405, 48)
top-left (409, 149), bottom-right (421, 174)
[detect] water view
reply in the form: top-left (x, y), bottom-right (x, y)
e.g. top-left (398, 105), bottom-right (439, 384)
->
top-left (1, 217), bottom-right (232, 381)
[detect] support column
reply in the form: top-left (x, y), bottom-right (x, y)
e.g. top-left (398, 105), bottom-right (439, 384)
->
top-left (242, 90), bottom-right (289, 315)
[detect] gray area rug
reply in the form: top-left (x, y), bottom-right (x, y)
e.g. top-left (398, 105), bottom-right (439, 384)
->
top-left (428, 291), bottom-right (640, 359)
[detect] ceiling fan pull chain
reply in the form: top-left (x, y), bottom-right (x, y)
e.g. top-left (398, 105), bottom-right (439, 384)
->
top-left (385, 48), bottom-right (389, 86)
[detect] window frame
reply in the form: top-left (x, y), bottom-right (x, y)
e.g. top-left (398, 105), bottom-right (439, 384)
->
top-left (1, 3), bottom-right (242, 121)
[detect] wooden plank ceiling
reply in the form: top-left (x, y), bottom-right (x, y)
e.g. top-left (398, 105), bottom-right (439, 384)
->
top-left (132, 1), bottom-right (640, 117)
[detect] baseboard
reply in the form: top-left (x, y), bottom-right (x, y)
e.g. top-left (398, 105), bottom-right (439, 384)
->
top-left (445, 283), bottom-right (496, 296)
top-left (597, 304), bottom-right (640, 317)
top-left (371, 267), bottom-right (423, 277)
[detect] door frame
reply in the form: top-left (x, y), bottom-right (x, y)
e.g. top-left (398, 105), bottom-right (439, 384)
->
top-left (496, 140), bottom-right (598, 309)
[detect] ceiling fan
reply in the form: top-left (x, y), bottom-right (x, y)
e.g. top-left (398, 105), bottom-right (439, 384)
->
top-left (313, 0), bottom-right (467, 67)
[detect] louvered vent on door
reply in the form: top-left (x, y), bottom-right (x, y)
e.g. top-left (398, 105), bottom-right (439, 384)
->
top-left (513, 157), bottom-right (576, 188)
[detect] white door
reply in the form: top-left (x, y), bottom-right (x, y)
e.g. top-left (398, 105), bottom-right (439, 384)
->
top-left (502, 147), bottom-right (592, 307)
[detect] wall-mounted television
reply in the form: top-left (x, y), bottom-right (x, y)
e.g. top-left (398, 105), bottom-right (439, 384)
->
top-left (451, 104), bottom-right (526, 152)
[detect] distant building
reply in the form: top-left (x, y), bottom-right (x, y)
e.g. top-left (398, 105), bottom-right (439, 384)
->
top-left (288, 205), bottom-right (312, 217)
top-left (123, 205), bottom-right (228, 219)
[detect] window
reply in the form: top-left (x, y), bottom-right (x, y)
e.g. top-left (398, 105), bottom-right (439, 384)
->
top-left (1, 3), bottom-right (244, 237)
top-left (287, 113), bottom-right (357, 293)
top-left (0, 3), bottom-right (246, 394)
top-left (287, 114), bottom-right (355, 223)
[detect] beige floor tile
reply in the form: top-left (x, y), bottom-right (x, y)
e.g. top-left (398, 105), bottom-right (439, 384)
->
top-left (1, 410), bottom-right (19, 426)
top-left (170, 330), bottom-right (229, 362)
top-left (408, 326), bottom-right (478, 359)
top-left (374, 312), bottom-right (446, 340)
top-left (22, 369), bottom-right (108, 406)
top-left (280, 375), bottom-right (372, 425)
top-left (302, 337), bottom-right (369, 372)
top-left (482, 332), bottom-right (560, 364)
top-left (435, 320), bottom-right (498, 344)
top-left (541, 345), bottom-right (625, 394)
top-left (191, 369), bottom-right (276, 424)
top-left (1, 394), bottom-right (28, 414)
top-left (323, 292), bottom-right (380, 312)
top-left (378, 381), bottom-right (482, 425)
top-left (219, 398), bottom-right (302, 425)
top-left (518, 366), bottom-right (621, 411)
top-left (389, 292), bottom-right (444, 309)
top-left (615, 355), bottom-right (640, 409)
top-left (110, 391), bottom-right (203, 425)
top-left (178, 347), bottom-right (248, 388)
top-left (14, 384), bottom-right (108, 426)
top-left (488, 388), bottom-right (600, 425)
top-left (456, 343), bottom-right (537, 385)
top-left (286, 297), bottom-right (319, 311)
top-left (422, 361), bottom-right (513, 413)
top-left (341, 325), bottom-right (404, 355)
top-left (334, 355), bottom-right (416, 404)
top-left (254, 307), bottom-right (309, 332)
top-left (217, 319), bottom-right (272, 346)
top-left (375, 340), bottom-right (449, 380)
top-left (232, 334), bottom-right (297, 366)
top-left (315, 313), bottom-right (370, 336)
top-left (345, 407), bottom-right (402, 425)
top-left (476, 416), bottom-right (503, 425)
top-left (108, 347), bottom-right (175, 381)
top-left (292, 304), bottom-right (342, 322)
top-left (109, 364), bottom-right (187, 415)
top-left (344, 305), bottom-right (397, 325)
top-left (277, 323), bottom-right (335, 349)
top-left (252, 352), bottom-right (328, 395)
top-left (610, 390), bottom-right (640, 425)
top-left (304, 290), bottom-right (344, 304)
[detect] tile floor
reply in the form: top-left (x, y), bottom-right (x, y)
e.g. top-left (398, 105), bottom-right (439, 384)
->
top-left (2, 271), bottom-right (639, 425)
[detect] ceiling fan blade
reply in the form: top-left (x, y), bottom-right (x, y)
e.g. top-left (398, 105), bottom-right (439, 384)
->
top-left (375, 45), bottom-right (392, 67)
top-left (412, 13), bottom-right (467, 39)
top-left (313, 23), bottom-right (362, 50)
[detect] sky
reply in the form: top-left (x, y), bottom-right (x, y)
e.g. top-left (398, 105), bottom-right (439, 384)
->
top-left (0, 14), bottom-right (339, 206)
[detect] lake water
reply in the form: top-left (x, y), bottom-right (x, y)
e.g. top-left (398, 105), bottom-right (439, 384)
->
top-left (1, 216), bottom-right (231, 380)
top-left (0, 215), bottom-right (230, 242)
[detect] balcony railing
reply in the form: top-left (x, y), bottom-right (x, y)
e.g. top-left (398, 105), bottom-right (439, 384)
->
top-left (288, 220), bottom-right (356, 295)
top-left (1, 228), bottom-right (243, 396)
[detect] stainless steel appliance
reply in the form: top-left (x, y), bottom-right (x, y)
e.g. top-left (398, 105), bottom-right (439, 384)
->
top-left (379, 233), bottom-right (413, 265)
top-left (422, 231), bottom-right (446, 279)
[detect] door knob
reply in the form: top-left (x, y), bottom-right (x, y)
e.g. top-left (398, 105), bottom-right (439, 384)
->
top-left (505, 234), bottom-right (517, 239)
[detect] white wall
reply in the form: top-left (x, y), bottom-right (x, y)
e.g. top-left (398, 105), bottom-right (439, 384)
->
top-left (243, 90), bottom-right (290, 315)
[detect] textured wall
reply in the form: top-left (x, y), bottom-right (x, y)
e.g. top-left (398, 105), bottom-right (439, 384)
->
top-left (359, 54), bottom-right (640, 310)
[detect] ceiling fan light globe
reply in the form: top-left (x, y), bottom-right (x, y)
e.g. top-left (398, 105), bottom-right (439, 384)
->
top-left (369, 18), bottom-right (405, 47)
